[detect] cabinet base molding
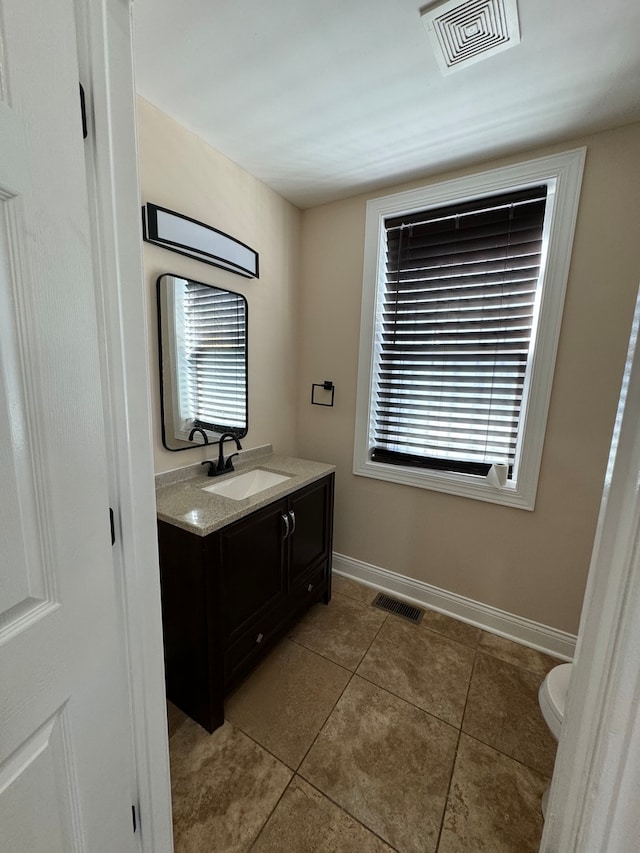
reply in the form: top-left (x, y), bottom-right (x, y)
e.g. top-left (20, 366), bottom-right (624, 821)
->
top-left (332, 552), bottom-right (576, 661)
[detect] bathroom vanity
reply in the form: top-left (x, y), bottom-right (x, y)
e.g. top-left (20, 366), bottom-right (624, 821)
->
top-left (155, 451), bottom-right (335, 732)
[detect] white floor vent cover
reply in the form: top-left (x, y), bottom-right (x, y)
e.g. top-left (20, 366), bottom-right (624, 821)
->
top-left (421, 0), bottom-right (521, 74)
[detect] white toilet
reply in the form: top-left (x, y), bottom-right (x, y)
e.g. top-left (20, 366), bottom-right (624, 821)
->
top-left (538, 662), bottom-right (572, 816)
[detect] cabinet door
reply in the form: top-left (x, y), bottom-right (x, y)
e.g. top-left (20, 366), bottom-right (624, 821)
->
top-left (289, 475), bottom-right (334, 587)
top-left (217, 498), bottom-right (288, 640)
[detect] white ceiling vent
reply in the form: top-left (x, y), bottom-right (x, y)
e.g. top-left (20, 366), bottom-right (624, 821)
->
top-left (421, 0), bottom-right (521, 74)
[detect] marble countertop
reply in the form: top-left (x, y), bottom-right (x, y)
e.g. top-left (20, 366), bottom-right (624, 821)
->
top-left (155, 446), bottom-right (335, 537)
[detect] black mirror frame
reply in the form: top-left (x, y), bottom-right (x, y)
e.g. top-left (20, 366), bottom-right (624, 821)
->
top-left (156, 273), bottom-right (249, 452)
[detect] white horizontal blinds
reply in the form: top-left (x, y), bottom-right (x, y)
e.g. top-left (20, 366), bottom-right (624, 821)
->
top-left (183, 281), bottom-right (247, 431)
top-left (372, 185), bottom-right (548, 476)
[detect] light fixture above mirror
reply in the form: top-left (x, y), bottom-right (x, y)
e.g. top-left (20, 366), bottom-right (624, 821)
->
top-left (143, 203), bottom-right (259, 278)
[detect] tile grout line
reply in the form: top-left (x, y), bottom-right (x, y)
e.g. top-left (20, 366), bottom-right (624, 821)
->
top-left (352, 608), bottom-right (476, 730)
top-left (461, 731), bottom-right (554, 781)
top-left (291, 774), bottom-right (401, 852)
top-left (292, 606), bottom-right (390, 773)
top-left (463, 649), bottom-right (558, 778)
top-left (340, 576), bottom-right (561, 674)
top-left (259, 671), bottom-right (359, 843)
top-left (434, 634), bottom-right (481, 852)
top-left (288, 587), bottom-right (387, 670)
top-left (171, 715), bottom-right (295, 853)
top-left (216, 582), bottom-right (554, 850)
top-left (286, 633), bottom-right (355, 674)
top-left (254, 603), bottom-right (394, 847)
top-left (219, 714), bottom-right (337, 852)
top-left (287, 633), bottom-right (361, 671)
top-left (247, 771), bottom-right (296, 851)
top-left (352, 669), bottom-right (462, 731)
top-left (297, 598), bottom-right (471, 852)
top-left (475, 643), bottom-right (562, 679)
top-left (432, 638), bottom-right (553, 850)
top-left (228, 598), bottom-right (385, 784)
top-left (238, 660), bottom-right (402, 850)
top-left (222, 641), bottom-right (353, 774)
top-left (294, 596), bottom-right (489, 737)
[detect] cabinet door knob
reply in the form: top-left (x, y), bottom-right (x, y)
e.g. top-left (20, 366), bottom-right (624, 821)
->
top-left (307, 583), bottom-right (314, 592)
top-left (256, 632), bottom-right (264, 644)
top-left (289, 510), bottom-right (296, 535)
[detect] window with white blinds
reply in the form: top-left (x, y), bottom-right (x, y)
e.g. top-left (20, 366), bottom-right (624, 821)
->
top-left (354, 150), bottom-right (586, 509)
top-left (175, 278), bottom-right (247, 434)
top-left (371, 186), bottom-right (547, 477)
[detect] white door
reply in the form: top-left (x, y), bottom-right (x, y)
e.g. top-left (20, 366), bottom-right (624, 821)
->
top-left (0, 0), bottom-right (139, 850)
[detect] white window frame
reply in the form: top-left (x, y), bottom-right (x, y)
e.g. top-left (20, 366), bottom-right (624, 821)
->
top-left (354, 149), bottom-right (586, 510)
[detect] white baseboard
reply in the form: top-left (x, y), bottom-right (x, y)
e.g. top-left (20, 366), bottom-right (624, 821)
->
top-left (332, 552), bottom-right (576, 661)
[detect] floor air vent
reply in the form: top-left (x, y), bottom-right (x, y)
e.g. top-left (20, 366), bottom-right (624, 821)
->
top-left (372, 593), bottom-right (424, 624)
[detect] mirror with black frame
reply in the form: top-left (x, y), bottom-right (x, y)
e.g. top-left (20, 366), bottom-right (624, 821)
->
top-left (157, 273), bottom-right (248, 451)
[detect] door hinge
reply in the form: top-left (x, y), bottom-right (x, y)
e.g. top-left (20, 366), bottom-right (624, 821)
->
top-left (132, 804), bottom-right (138, 833)
top-left (79, 82), bottom-right (88, 139)
top-left (109, 507), bottom-right (115, 545)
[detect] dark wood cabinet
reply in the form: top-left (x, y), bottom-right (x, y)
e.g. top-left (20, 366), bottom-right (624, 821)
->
top-left (157, 473), bottom-right (334, 732)
top-left (219, 499), bottom-right (288, 642)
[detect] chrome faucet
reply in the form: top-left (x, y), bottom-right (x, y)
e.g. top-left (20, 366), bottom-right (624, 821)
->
top-left (201, 432), bottom-right (243, 477)
top-left (188, 425), bottom-right (209, 445)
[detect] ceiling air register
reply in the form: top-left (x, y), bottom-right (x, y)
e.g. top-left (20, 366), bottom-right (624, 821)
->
top-left (421, 0), bottom-right (521, 74)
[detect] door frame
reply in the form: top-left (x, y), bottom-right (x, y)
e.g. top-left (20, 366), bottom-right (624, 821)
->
top-left (75, 1), bottom-right (173, 850)
top-left (540, 288), bottom-right (640, 852)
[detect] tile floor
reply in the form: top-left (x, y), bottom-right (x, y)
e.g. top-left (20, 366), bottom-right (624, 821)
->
top-left (167, 574), bottom-right (561, 853)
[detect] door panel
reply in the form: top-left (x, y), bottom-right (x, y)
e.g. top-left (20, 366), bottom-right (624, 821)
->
top-left (0, 194), bottom-right (56, 632)
top-left (219, 500), bottom-right (288, 639)
top-left (289, 478), bottom-right (332, 586)
top-left (0, 1), bottom-right (137, 850)
top-left (0, 710), bottom-right (80, 853)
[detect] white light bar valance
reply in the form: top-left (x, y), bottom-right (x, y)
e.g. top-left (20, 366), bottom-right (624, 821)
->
top-left (142, 203), bottom-right (259, 279)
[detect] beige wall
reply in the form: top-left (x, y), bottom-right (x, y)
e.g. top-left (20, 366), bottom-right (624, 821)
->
top-left (136, 97), bottom-right (302, 473)
top-left (297, 122), bottom-right (640, 635)
top-left (137, 97), bottom-right (640, 634)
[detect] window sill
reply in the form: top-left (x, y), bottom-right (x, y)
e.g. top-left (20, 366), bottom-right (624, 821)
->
top-left (353, 458), bottom-right (535, 510)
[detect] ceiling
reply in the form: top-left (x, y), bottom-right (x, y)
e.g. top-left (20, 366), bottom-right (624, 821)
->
top-left (133, 0), bottom-right (640, 209)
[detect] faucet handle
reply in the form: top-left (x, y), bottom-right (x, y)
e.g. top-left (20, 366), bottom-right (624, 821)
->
top-left (224, 453), bottom-right (239, 471)
top-left (201, 460), bottom-right (218, 476)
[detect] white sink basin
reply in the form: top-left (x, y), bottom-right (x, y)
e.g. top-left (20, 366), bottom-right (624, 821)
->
top-left (202, 468), bottom-right (291, 500)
